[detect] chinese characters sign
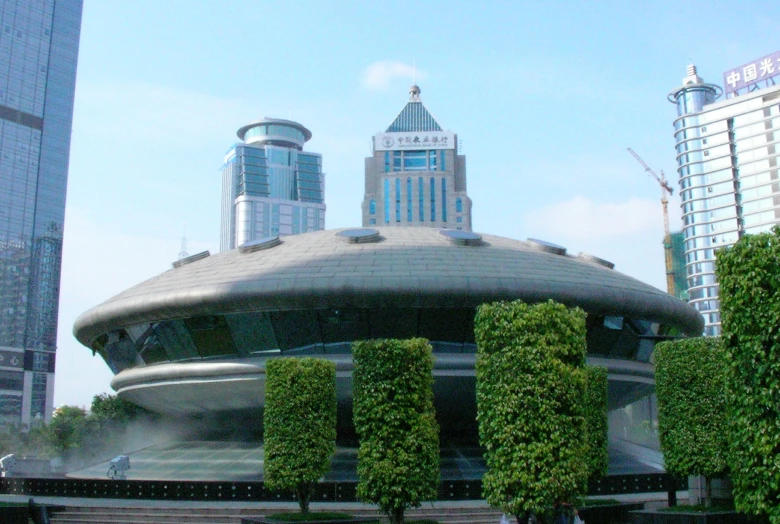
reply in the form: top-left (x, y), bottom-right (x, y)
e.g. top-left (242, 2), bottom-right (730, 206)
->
top-left (723, 51), bottom-right (780, 97)
top-left (374, 131), bottom-right (455, 151)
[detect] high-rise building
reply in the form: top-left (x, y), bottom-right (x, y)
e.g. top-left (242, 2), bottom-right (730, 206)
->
top-left (669, 54), bottom-right (780, 336)
top-left (0, 0), bottom-right (82, 426)
top-left (220, 118), bottom-right (326, 251)
top-left (362, 85), bottom-right (472, 230)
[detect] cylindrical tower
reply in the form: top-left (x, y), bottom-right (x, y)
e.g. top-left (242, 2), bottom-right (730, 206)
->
top-left (668, 66), bottom-right (728, 337)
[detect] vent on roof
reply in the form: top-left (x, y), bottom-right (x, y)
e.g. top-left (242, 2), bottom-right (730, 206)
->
top-left (440, 229), bottom-right (483, 246)
top-left (527, 238), bottom-right (567, 255)
top-left (336, 228), bottom-right (381, 244)
top-left (172, 250), bottom-right (210, 268)
top-left (239, 236), bottom-right (282, 254)
top-left (578, 252), bottom-right (615, 269)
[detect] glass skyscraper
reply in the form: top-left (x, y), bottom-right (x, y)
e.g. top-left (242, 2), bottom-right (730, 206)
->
top-left (0, 0), bottom-right (82, 426)
top-left (669, 62), bottom-right (780, 336)
top-left (220, 118), bottom-right (326, 251)
top-left (362, 85), bottom-right (472, 230)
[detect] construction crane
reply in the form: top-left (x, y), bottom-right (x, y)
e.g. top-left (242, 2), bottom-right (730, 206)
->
top-left (627, 148), bottom-right (676, 296)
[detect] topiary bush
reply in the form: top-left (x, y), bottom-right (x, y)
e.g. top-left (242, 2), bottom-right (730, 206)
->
top-left (352, 338), bottom-right (440, 524)
top-left (654, 337), bottom-right (728, 507)
top-left (716, 226), bottom-right (780, 522)
top-left (264, 357), bottom-right (337, 514)
top-left (475, 300), bottom-right (588, 523)
top-left (583, 365), bottom-right (609, 482)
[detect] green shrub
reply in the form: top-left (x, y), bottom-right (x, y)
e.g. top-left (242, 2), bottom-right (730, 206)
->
top-left (264, 357), bottom-right (337, 514)
top-left (352, 339), bottom-right (440, 524)
top-left (654, 337), bottom-right (728, 507)
top-left (475, 300), bottom-right (588, 521)
top-left (584, 366), bottom-right (609, 481)
top-left (716, 226), bottom-right (780, 522)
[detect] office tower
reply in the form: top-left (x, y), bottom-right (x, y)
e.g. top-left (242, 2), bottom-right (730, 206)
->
top-left (0, 0), bottom-right (82, 425)
top-left (362, 85), bottom-right (472, 230)
top-left (220, 118), bottom-right (326, 251)
top-left (669, 54), bottom-right (780, 336)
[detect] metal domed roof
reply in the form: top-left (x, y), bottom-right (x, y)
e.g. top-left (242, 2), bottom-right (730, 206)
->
top-left (74, 227), bottom-right (703, 345)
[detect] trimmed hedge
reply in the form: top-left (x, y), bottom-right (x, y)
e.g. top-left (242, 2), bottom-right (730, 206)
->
top-left (475, 300), bottom-right (588, 521)
top-left (716, 226), bottom-right (780, 522)
top-left (655, 337), bottom-right (728, 506)
top-left (264, 358), bottom-right (337, 514)
top-left (584, 365), bottom-right (609, 481)
top-left (352, 339), bottom-right (440, 524)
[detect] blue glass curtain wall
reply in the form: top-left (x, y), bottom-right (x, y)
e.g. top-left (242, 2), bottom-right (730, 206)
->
top-left (91, 309), bottom-right (667, 374)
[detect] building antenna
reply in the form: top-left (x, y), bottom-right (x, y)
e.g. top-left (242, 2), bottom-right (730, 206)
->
top-left (179, 223), bottom-right (189, 260)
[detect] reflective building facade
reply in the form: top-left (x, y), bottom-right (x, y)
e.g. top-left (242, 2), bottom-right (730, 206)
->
top-left (0, 0), bottom-right (82, 426)
top-left (362, 86), bottom-right (472, 230)
top-left (220, 118), bottom-right (325, 251)
top-left (669, 64), bottom-right (780, 336)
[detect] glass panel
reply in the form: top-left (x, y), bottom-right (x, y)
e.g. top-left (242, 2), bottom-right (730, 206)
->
top-left (395, 178), bottom-right (401, 222)
top-left (368, 309), bottom-right (418, 339)
top-left (225, 312), bottom-right (277, 354)
top-left (270, 310), bottom-right (321, 351)
top-left (154, 320), bottom-right (198, 361)
top-left (442, 178), bottom-right (447, 222)
top-left (430, 177), bottom-right (436, 221)
top-left (319, 309), bottom-right (369, 344)
top-left (418, 177), bottom-right (424, 222)
top-left (384, 179), bottom-right (390, 224)
top-left (183, 316), bottom-right (238, 358)
top-left (407, 178), bottom-right (412, 222)
top-left (403, 150), bottom-right (428, 171)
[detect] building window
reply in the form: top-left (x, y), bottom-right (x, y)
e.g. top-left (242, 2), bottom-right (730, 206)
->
top-left (403, 150), bottom-right (428, 171)
top-left (418, 177), bottom-right (424, 222)
top-left (369, 218), bottom-right (376, 224)
top-left (384, 151), bottom-right (389, 173)
top-left (442, 178), bottom-right (447, 222)
top-left (441, 150), bottom-right (446, 171)
top-left (369, 199), bottom-right (376, 215)
top-left (407, 178), bottom-right (412, 222)
top-left (395, 178), bottom-right (401, 222)
top-left (384, 179), bottom-right (390, 224)
top-left (456, 198), bottom-right (463, 213)
top-left (393, 151), bottom-right (401, 171)
top-left (429, 150), bottom-right (437, 171)
top-left (430, 177), bottom-right (436, 222)
top-left (457, 216), bottom-right (463, 223)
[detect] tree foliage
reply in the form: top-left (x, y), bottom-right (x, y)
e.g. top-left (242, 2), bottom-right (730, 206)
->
top-left (716, 226), bottom-right (780, 522)
top-left (654, 337), bottom-right (728, 506)
top-left (0, 394), bottom-right (153, 465)
top-left (352, 338), bottom-right (440, 524)
top-left (583, 366), bottom-right (608, 481)
top-left (475, 300), bottom-right (588, 522)
top-left (263, 357), bottom-right (337, 514)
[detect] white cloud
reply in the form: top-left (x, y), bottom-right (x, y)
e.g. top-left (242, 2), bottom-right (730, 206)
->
top-left (361, 60), bottom-right (427, 91)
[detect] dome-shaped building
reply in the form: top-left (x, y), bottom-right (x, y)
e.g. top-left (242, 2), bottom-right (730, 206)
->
top-left (74, 227), bottom-right (702, 446)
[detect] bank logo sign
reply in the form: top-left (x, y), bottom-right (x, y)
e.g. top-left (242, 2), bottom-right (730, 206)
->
top-left (374, 131), bottom-right (455, 151)
top-left (724, 51), bottom-right (780, 97)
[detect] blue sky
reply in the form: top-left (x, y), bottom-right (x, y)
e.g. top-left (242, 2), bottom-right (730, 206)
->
top-left (55, 0), bottom-right (780, 407)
